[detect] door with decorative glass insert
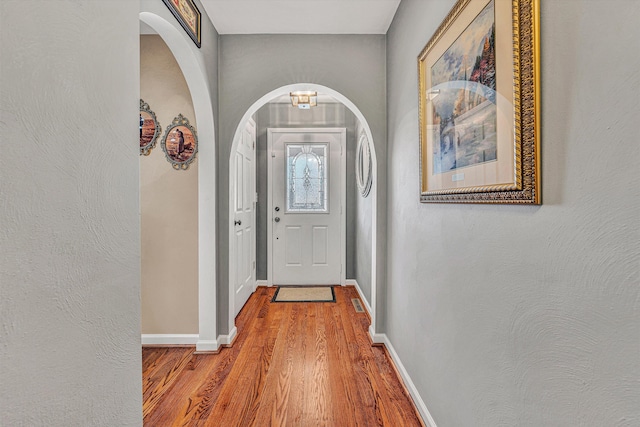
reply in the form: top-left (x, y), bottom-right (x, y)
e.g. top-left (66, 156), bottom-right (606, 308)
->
top-left (268, 128), bottom-right (345, 286)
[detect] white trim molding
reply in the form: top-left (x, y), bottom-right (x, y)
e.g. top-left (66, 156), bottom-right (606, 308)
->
top-left (380, 334), bottom-right (438, 427)
top-left (217, 327), bottom-right (238, 347)
top-left (141, 334), bottom-right (199, 346)
top-left (196, 339), bottom-right (219, 352)
top-left (345, 279), bottom-right (373, 316)
top-left (369, 326), bottom-right (386, 345)
top-left (256, 280), bottom-right (269, 287)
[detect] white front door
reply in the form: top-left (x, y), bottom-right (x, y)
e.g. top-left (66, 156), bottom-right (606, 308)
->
top-left (268, 128), bottom-right (346, 286)
top-left (232, 119), bottom-right (256, 317)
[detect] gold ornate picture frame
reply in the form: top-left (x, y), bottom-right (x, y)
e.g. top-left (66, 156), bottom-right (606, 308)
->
top-left (418, 0), bottom-right (540, 203)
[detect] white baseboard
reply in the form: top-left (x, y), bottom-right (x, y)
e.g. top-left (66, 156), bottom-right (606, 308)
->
top-left (196, 339), bottom-right (219, 352)
top-left (380, 334), bottom-right (438, 427)
top-left (345, 279), bottom-right (373, 317)
top-left (141, 334), bottom-right (198, 346)
top-left (369, 326), bottom-right (386, 345)
top-left (217, 327), bottom-right (237, 346)
top-left (256, 280), bottom-right (268, 287)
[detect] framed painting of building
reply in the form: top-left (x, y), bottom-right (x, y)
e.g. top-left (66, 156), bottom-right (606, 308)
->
top-left (162, 0), bottom-right (201, 48)
top-left (418, 0), bottom-right (540, 203)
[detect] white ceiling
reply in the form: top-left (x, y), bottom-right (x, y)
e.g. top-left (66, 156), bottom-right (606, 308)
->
top-left (200, 0), bottom-right (401, 35)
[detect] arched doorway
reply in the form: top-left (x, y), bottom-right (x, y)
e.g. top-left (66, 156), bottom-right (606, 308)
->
top-left (227, 83), bottom-right (378, 343)
top-left (139, 11), bottom-right (217, 352)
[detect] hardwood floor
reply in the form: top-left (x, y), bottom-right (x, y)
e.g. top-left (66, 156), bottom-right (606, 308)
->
top-left (142, 286), bottom-right (424, 426)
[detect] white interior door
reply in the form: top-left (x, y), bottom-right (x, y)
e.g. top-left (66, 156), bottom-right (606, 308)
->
top-left (268, 128), bottom-right (345, 286)
top-left (232, 119), bottom-right (256, 317)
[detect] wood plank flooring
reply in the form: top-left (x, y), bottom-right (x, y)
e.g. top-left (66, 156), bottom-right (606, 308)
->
top-left (142, 286), bottom-right (424, 426)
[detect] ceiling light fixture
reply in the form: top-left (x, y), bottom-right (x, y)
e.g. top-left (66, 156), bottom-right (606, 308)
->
top-left (290, 91), bottom-right (317, 109)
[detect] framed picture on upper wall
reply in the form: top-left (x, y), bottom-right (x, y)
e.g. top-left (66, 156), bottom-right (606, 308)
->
top-left (418, 0), bottom-right (540, 203)
top-left (162, 0), bottom-right (201, 48)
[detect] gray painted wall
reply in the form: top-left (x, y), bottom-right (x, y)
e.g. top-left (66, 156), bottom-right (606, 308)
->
top-left (0, 0), bottom-right (220, 424)
top-left (354, 122), bottom-right (374, 304)
top-left (218, 35), bottom-right (387, 333)
top-left (386, 0), bottom-right (640, 425)
top-left (253, 102), bottom-right (357, 281)
top-left (0, 1), bottom-right (141, 425)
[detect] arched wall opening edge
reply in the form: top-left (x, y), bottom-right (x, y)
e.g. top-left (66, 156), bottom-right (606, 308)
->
top-left (228, 83), bottom-right (378, 343)
top-left (139, 12), bottom-right (218, 352)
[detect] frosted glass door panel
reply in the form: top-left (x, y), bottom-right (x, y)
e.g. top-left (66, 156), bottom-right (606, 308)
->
top-left (286, 144), bottom-right (328, 213)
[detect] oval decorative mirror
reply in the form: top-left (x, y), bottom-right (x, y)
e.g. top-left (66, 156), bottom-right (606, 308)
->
top-left (161, 114), bottom-right (198, 170)
top-left (356, 130), bottom-right (372, 197)
top-left (140, 99), bottom-right (161, 156)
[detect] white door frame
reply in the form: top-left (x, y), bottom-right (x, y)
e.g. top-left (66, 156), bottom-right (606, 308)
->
top-left (228, 83), bottom-right (380, 344)
top-left (267, 128), bottom-right (347, 287)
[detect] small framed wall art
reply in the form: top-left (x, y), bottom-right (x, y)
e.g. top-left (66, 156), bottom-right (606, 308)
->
top-left (161, 114), bottom-right (198, 170)
top-left (418, 0), bottom-right (540, 203)
top-left (162, 0), bottom-right (201, 48)
top-left (140, 99), bottom-right (161, 156)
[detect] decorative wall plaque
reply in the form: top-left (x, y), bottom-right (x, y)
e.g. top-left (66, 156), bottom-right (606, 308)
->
top-left (161, 114), bottom-right (198, 170)
top-left (140, 99), bottom-right (161, 156)
top-left (356, 130), bottom-right (372, 198)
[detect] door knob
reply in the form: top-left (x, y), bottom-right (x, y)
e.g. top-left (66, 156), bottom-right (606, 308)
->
top-left (274, 217), bottom-right (280, 223)
top-left (234, 220), bottom-right (242, 226)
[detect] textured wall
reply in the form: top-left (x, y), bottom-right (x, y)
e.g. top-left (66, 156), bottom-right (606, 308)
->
top-left (0, 1), bottom-right (142, 425)
top-left (140, 35), bottom-right (198, 334)
top-left (354, 121), bottom-right (374, 304)
top-left (386, 0), bottom-right (640, 425)
top-left (218, 35), bottom-right (387, 333)
top-left (254, 102), bottom-right (357, 281)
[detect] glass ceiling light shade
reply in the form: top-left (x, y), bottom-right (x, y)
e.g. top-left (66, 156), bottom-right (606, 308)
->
top-left (290, 91), bottom-right (317, 109)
